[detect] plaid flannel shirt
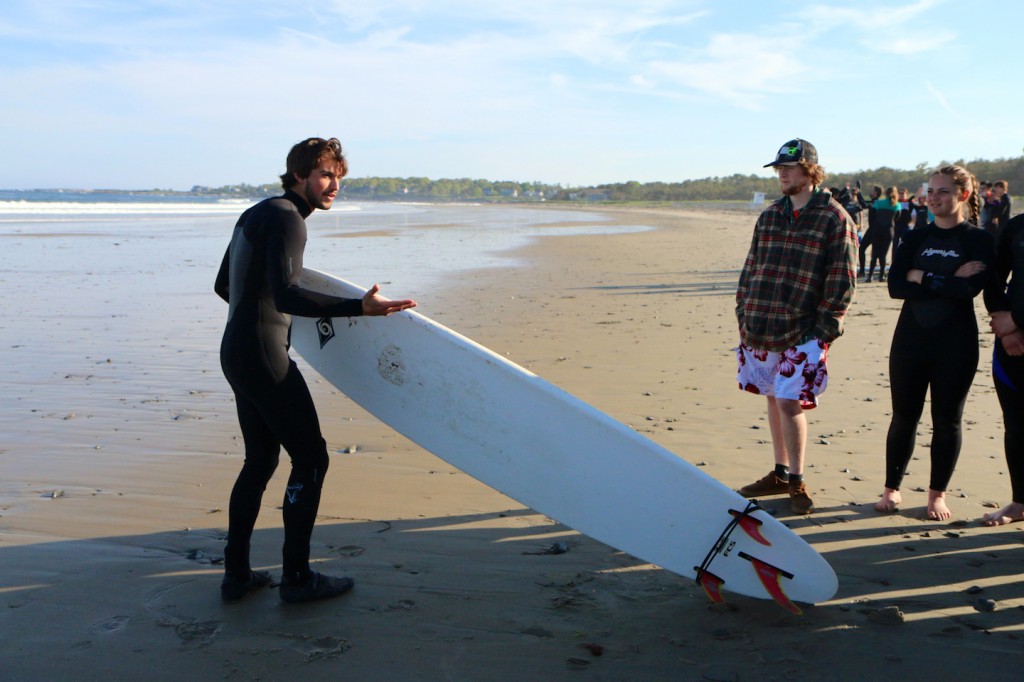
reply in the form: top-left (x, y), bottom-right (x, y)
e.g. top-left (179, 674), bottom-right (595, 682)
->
top-left (736, 190), bottom-right (858, 351)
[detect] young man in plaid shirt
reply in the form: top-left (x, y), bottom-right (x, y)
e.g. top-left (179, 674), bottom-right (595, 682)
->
top-left (735, 139), bottom-right (858, 514)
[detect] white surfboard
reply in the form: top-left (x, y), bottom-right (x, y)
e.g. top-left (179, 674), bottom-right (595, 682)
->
top-left (292, 269), bottom-right (838, 610)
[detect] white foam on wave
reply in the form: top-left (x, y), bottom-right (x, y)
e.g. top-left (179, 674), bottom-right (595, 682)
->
top-left (0, 199), bottom-right (364, 220)
top-left (0, 200), bottom-right (250, 216)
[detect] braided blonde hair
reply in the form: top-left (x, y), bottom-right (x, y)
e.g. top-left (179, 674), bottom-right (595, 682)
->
top-left (932, 165), bottom-right (980, 225)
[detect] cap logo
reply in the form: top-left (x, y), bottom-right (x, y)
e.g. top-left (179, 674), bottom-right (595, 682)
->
top-left (764, 138), bottom-right (815, 168)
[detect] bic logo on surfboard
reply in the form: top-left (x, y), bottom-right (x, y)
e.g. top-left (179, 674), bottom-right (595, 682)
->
top-left (316, 317), bottom-right (336, 348)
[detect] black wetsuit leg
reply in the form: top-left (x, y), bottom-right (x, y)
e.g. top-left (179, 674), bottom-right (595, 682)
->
top-left (222, 352), bottom-right (330, 581)
top-left (884, 321), bottom-right (930, 490)
top-left (870, 230), bottom-right (892, 281)
top-left (924, 325), bottom-right (977, 491)
top-left (224, 390), bottom-right (280, 577)
top-left (994, 342), bottom-right (1024, 502)
top-left (884, 315), bottom-right (977, 491)
top-left (859, 226), bottom-right (873, 276)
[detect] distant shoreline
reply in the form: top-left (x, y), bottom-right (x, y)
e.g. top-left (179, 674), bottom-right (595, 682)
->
top-left (0, 187), bottom-right (767, 212)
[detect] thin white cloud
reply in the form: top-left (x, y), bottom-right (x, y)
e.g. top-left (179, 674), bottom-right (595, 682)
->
top-left (925, 80), bottom-right (967, 120)
top-left (3, 0), bottom-right (1022, 189)
top-left (880, 30), bottom-right (956, 54)
top-left (610, 0), bottom-right (955, 110)
top-left (802, 0), bottom-right (946, 31)
top-left (647, 33), bottom-right (807, 110)
top-left (630, 74), bottom-right (655, 89)
top-left (800, 0), bottom-right (955, 56)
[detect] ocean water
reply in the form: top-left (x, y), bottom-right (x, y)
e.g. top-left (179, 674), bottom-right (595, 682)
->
top-left (0, 194), bottom-right (654, 471)
top-left (0, 192), bottom-right (650, 294)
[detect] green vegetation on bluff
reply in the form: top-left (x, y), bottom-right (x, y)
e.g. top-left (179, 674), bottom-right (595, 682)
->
top-left (189, 154), bottom-right (1024, 203)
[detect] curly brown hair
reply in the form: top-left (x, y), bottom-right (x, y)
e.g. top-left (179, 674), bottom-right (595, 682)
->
top-left (279, 137), bottom-right (348, 191)
top-left (799, 159), bottom-right (826, 187)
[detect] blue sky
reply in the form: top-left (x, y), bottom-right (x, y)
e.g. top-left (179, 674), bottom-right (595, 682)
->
top-left (2, 0), bottom-right (1021, 190)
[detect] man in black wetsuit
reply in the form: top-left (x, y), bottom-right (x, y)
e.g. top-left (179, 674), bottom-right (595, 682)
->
top-left (214, 137), bottom-right (416, 603)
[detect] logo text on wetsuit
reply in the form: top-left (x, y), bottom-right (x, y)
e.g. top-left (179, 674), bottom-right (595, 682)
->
top-left (921, 248), bottom-right (960, 258)
top-left (317, 317), bottom-right (336, 348)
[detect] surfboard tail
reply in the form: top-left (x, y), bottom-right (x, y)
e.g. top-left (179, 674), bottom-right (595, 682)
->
top-left (694, 500), bottom-right (777, 608)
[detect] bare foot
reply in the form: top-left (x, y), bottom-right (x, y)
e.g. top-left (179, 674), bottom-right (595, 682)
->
top-left (927, 489), bottom-right (951, 521)
top-left (981, 501), bottom-right (1024, 526)
top-left (874, 488), bottom-right (902, 513)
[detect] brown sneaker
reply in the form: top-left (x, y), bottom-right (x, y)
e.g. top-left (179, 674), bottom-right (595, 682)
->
top-left (789, 482), bottom-right (814, 515)
top-left (738, 471), bottom-right (790, 498)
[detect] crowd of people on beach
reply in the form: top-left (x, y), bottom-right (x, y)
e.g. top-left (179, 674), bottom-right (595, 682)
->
top-left (210, 133), bottom-right (1023, 607)
top-left (735, 137), bottom-right (1024, 530)
top-left (833, 178), bottom-right (1013, 284)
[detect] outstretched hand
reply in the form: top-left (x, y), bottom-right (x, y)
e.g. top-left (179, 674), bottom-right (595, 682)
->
top-left (361, 283), bottom-right (417, 316)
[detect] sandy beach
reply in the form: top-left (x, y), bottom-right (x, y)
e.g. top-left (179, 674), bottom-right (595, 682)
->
top-left (2, 202), bottom-right (1023, 680)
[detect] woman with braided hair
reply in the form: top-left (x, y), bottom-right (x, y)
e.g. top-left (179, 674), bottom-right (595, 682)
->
top-left (875, 165), bottom-right (995, 520)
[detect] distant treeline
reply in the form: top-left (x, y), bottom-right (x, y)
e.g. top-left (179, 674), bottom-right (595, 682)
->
top-left (192, 154), bottom-right (1024, 202)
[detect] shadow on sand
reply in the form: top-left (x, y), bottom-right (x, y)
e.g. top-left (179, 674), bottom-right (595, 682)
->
top-left (4, 503), bottom-right (1024, 680)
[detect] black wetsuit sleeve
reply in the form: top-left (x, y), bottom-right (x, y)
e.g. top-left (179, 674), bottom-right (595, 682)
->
top-left (986, 215), bottom-right (1024, 328)
top-left (215, 245), bottom-right (231, 303)
top-left (985, 220), bottom-right (1014, 313)
top-left (266, 207), bottom-right (364, 318)
top-left (889, 227), bottom-right (994, 301)
top-left (998, 196), bottom-right (1012, 227)
top-left (1012, 217), bottom-right (1024, 330)
top-left (887, 230), bottom-right (922, 300)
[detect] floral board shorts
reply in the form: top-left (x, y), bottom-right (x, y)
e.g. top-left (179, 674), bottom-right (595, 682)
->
top-left (736, 338), bottom-right (829, 410)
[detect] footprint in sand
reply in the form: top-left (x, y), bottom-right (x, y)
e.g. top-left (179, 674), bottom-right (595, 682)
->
top-left (304, 636), bottom-right (352, 661)
top-left (265, 631), bottom-right (352, 661)
top-left (333, 545), bottom-right (365, 557)
top-left (89, 615), bottom-right (130, 634)
top-left (163, 618), bottom-right (222, 645)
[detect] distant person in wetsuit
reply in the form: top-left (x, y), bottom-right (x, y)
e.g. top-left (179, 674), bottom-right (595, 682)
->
top-left (981, 213), bottom-right (1024, 526)
top-left (984, 180), bottom-right (1012, 240)
top-left (841, 182), bottom-right (868, 237)
top-left (214, 137), bottom-right (417, 603)
top-left (875, 164), bottom-right (994, 520)
top-left (865, 186), bottom-right (899, 282)
top-left (893, 187), bottom-right (913, 250)
top-left (980, 181), bottom-right (993, 228)
top-left (909, 191), bottom-right (930, 231)
top-left (858, 185), bottom-right (881, 278)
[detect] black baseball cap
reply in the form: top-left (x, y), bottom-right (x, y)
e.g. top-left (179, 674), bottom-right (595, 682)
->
top-left (764, 139), bottom-right (818, 168)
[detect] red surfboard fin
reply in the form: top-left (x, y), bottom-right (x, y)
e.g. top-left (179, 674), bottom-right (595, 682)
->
top-left (728, 509), bottom-right (771, 546)
top-left (741, 553), bottom-right (801, 615)
top-left (695, 568), bottom-right (726, 604)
